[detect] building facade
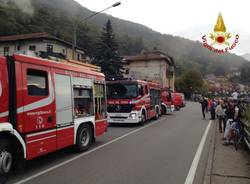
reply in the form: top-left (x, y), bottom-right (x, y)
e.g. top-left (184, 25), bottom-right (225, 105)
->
top-left (0, 32), bottom-right (85, 61)
top-left (124, 51), bottom-right (175, 91)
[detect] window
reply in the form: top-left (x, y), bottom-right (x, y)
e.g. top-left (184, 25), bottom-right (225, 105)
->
top-left (94, 83), bottom-right (106, 120)
top-left (47, 44), bottom-right (53, 53)
top-left (29, 45), bottom-right (36, 51)
top-left (27, 69), bottom-right (48, 96)
top-left (107, 83), bottom-right (138, 99)
top-left (74, 87), bottom-right (94, 117)
top-left (81, 54), bottom-right (85, 60)
top-left (3, 47), bottom-right (9, 56)
top-left (150, 89), bottom-right (161, 107)
top-left (125, 69), bottom-right (129, 74)
top-left (77, 53), bottom-right (80, 61)
top-left (17, 45), bottom-right (20, 51)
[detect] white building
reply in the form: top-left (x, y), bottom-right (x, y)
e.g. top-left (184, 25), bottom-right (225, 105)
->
top-left (0, 32), bottom-right (85, 61)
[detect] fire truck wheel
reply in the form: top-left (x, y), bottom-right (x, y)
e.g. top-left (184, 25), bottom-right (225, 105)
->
top-left (154, 108), bottom-right (159, 120)
top-left (14, 157), bottom-right (26, 173)
top-left (139, 111), bottom-right (146, 126)
top-left (161, 106), bottom-right (167, 115)
top-left (0, 140), bottom-right (13, 174)
top-left (75, 124), bottom-right (93, 152)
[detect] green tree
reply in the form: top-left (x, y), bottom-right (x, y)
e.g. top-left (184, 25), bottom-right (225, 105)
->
top-left (93, 20), bottom-right (123, 77)
top-left (240, 63), bottom-right (250, 83)
top-left (132, 37), bottom-right (144, 54)
top-left (0, 0), bottom-right (247, 76)
top-left (175, 70), bottom-right (204, 98)
top-left (117, 34), bottom-right (134, 55)
top-left (118, 35), bottom-right (145, 55)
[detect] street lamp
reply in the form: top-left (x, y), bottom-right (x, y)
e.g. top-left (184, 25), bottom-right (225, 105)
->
top-left (72, 2), bottom-right (121, 60)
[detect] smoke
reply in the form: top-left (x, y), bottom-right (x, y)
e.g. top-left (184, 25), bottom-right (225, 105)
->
top-left (7, 0), bottom-right (34, 16)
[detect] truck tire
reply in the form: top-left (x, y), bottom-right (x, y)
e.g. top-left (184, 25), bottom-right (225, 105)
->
top-left (14, 157), bottom-right (26, 173)
top-left (154, 108), bottom-right (159, 120)
top-left (161, 105), bottom-right (167, 115)
top-left (139, 111), bottom-right (146, 126)
top-left (75, 124), bottom-right (93, 152)
top-left (0, 140), bottom-right (13, 174)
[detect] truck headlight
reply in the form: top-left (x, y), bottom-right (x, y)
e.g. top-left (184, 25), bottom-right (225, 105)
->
top-left (129, 113), bottom-right (136, 119)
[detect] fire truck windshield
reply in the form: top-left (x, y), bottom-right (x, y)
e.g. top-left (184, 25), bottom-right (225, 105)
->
top-left (107, 83), bottom-right (138, 99)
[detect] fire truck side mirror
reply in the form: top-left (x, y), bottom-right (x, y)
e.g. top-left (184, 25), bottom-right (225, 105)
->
top-left (168, 93), bottom-right (172, 100)
top-left (138, 85), bottom-right (144, 96)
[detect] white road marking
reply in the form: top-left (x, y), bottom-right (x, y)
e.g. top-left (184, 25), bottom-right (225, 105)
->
top-left (184, 120), bottom-right (212, 184)
top-left (14, 118), bottom-right (165, 184)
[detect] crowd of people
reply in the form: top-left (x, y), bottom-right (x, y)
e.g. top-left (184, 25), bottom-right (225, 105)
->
top-left (199, 91), bottom-right (246, 146)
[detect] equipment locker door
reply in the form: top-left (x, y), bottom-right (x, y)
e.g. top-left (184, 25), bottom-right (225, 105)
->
top-left (54, 73), bottom-right (74, 149)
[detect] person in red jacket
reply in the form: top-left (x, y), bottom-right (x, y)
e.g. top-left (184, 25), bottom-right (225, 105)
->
top-left (207, 98), bottom-right (212, 112)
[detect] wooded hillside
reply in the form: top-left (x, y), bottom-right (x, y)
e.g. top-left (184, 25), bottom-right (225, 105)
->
top-left (0, 0), bottom-right (247, 76)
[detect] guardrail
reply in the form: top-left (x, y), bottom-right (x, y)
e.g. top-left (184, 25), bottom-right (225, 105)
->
top-left (243, 121), bottom-right (250, 150)
top-left (244, 123), bottom-right (250, 150)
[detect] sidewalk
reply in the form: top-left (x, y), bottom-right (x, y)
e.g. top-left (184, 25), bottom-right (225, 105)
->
top-left (204, 120), bottom-right (250, 184)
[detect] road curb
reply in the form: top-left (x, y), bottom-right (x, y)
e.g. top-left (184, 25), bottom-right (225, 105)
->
top-left (203, 120), bottom-right (216, 184)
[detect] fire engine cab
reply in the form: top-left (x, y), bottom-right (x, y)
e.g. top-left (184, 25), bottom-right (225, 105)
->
top-left (0, 54), bottom-right (108, 174)
top-left (106, 79), bottom-right (161, 124)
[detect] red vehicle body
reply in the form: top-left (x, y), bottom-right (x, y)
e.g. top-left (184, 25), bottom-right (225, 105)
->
top-left (172, 92), bottom-right (186, 110)
top-left (0, 54), bottom-right (108, 174)
top-left (106, 79), bottom-right (161, 124)
top-left (161, 88), bottom-right (175, 114)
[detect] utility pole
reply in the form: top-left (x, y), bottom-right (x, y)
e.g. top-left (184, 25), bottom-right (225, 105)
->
top-left (72, 2), bottom-right (121, 60)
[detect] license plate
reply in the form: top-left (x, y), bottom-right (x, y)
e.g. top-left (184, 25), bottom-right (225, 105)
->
top-left (113, 119), bottom-right (124, 121)
top-left (115, 114), bottom-right (122, 117)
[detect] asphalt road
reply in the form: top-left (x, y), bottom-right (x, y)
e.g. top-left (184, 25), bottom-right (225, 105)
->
top-left (5, 102), bottom-right (212, 184)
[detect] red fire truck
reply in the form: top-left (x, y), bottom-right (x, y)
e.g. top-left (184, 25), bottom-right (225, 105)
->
top-left (106, 79), bottom-right (161, 124)
top-left (161, 88), bottom-right (175, 114)
top-left (0, 54), bottom-right (108, 174)
top-left (172, 92), bottom-right (186, 110)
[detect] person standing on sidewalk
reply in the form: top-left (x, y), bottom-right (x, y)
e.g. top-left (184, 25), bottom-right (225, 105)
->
top-left (210, 99), bottom-right (217, 120)
top-left (207, 98), bottom-right (212, 113)
top-left (232, 90), bottom-right (240, 100)
top-left (223, 99), bottom-right (241, 145)
top-left (205, 97), bottom-right (209, 112)
top-left (200, 97), bottom-right (208, 119)
top-left (215, 100), bottom-right (226, 132)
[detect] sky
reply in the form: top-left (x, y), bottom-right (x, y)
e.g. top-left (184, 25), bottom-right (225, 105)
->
top-left (75, 0), bottom-right (250, 55)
